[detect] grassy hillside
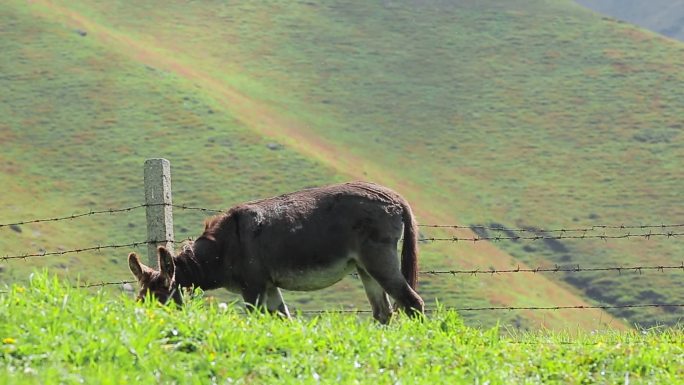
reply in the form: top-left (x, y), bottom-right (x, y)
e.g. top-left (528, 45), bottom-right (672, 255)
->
top-left (2, 275), bottom-right (683, 384)
top-left (1, 0), bottom-right (594, 330)
top-left (2, 0), bottom-right (684, 328)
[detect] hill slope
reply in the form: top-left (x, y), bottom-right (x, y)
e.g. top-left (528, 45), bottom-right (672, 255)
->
top-left (0, 0), bottom-right (618, 330)
top-left (3, 0), bottom-right (684, 328)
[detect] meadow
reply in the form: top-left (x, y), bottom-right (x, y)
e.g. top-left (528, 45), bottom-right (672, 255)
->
top-left (1, 0), bottom-right (684, 329)
top-left (1, 274), bottom-right (683, 384)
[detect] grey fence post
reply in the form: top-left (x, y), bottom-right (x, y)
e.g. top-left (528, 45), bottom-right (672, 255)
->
top-left (144, 158), bottom-right (174, 266)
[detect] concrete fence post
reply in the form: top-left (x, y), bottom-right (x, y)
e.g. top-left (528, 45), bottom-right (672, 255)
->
top-left (144, 158), bottom-right (174, 266)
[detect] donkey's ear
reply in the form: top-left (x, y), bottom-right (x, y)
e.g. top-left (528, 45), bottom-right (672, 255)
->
top-left (128, 253), bottom-right (146, 281)
top-left (157, 246), bottom-right (175, 282)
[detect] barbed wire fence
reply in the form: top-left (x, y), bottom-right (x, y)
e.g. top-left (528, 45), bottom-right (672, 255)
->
top-left (1, 159), bottom-right (684, 316)
top-left (5, 203), bottom-right (682, 243)
top-left (299, 303), bottom-right (684, 313)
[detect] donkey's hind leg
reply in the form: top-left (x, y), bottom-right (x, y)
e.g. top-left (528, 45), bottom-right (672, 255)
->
top-left (358, 244), bottom-right (424, 317)
top-left (266, 286), bottom-right (291, 318)
top-left (358, 268), bottom-right (392, 324)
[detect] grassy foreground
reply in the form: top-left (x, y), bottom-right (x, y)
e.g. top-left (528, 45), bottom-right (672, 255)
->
top-left (1, 274), bottom-right (683, 384)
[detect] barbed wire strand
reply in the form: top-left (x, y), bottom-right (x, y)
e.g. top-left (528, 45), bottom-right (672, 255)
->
top-left (3, 216), bottom-right (682, 256)
top-left (419, 263), bottom-right (684, 275)
top-left (299, 303), bottom-right (684, 314)
top-left (97, 265), bottom-right (681, 287)
top-left (0, 205), bottom-right (150, 229)
top-left (168, 205), bottom-right (684, 232)
top-left (0, 240), bottom-right (171, 261)
top-left (173, 208), bottom-right (684, 233)
top-left (2, 202), bottom-right (683, 235)
top-left (3, 240), bottom-right (684, 280)
top-left (2, 283), bottom-right (681, 318)
top-left (424, 223), bottom-right (684, 233)
top-left (421, 232), bottom-right (684, 243)
top-left (71, 263), bottom-right (684, 288)
top-left (76, 280), bottom-right (135, 288)
top-left (0, 203), bottom-right (226, 229)
top-left (504, 340), bottom-right (683, 346)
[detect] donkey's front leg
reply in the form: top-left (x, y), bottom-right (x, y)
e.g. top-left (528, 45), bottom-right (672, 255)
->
top-left (266, 286), bottom-right (290, 318)
top-left (241, 283), bottom-right (267, 314)
top-left (241, 285), bottom-right (290, 318)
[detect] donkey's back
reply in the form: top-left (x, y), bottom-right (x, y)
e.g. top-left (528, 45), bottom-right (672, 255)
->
top-left (237, 181), bottom-right (410, 258)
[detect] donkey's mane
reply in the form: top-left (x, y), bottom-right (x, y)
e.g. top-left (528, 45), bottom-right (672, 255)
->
top-left (202, 206), bottom-right (244, 240)
top-left (172, 210), bottom-right (239, 290)
top-left (203, 213), bottom-right (226, 233)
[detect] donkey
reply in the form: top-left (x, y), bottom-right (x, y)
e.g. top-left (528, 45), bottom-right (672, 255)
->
top-left (127, 181), bottom-right (424, 323)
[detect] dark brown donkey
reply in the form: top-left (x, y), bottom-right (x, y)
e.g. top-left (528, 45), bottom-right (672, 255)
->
top-left (127, 181), bottom-right (424, 323)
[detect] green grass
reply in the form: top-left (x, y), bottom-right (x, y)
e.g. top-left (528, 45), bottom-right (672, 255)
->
top-left (1, 274), bottom-right (683, 384)
top-left (2, 0), bottom-right (684, 329)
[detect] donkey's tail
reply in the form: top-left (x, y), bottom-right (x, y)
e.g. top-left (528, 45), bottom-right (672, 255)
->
top-left (400, 200), bottom-right (419, 289)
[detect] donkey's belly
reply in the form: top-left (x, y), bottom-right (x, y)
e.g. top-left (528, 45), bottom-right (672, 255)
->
top-left (271, 257), bottom-right (357, 291)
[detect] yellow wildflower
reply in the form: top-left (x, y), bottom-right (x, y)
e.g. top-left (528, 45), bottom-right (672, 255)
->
top-left (2, 337), bottom-right (16, 344)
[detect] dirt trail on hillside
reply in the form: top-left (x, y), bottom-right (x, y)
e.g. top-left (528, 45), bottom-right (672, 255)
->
top-left (29, 0), bottom-right (626, 329)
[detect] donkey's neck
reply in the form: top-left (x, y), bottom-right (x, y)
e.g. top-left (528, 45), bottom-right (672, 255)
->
top-left (172, 242), bottom-right (226, 290)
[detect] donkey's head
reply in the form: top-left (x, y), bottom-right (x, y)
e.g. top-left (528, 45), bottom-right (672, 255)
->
top-left (128, 246), bottom-right (183, 306)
